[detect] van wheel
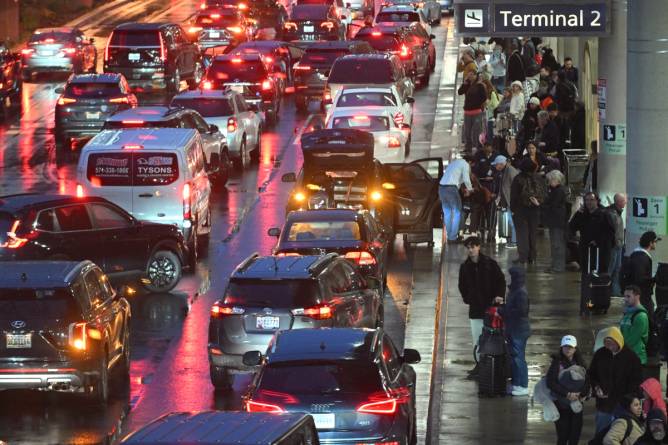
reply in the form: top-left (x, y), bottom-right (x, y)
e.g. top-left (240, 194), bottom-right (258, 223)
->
top-left (210, 365), bottom-right (234, 391)
top-left (89, 355), bottom-right (109, 405)
top-left (144, 250), bottom-right (182, 293)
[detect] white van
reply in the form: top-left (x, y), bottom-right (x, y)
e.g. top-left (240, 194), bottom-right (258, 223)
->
top-left (77, 128), bottom-right (212, 267)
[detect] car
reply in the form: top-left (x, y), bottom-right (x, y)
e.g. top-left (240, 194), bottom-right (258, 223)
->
top-left (374, 4), bottom-right (431, 35)
top-left (282, 5), bottom-right (344, 42)
top-left (104, 22), bottom-right (204, 93)
top-left (292, 40), bottom-right (373, 112)
top-left (76, 128), bottom-right (212, 268)
top-left (386, 0), bottom-right (441, 24)
top-left (347, 0), bottom-right (375, 19)
top-left (121, 412), bottom-right (320, 445)
top-left (0, 260), bottom-right (131, 404)
top-left (20, 27), bottom-right (97, 80)
top-left (54, 73), bottom-right (138, 148)
top-left (325, 106), bottom-right (410, 162)
top-left (0, 194), bottom-right (187, 292)
top-left (438, 0), bottom-right (452, 14)
top-left (353, 25), bottom-right (430, 85)
top-left (268, 209), bottom-right (391, 290)
top-left (233, 40), bottom-right (305, 96)
top-left (324, 53), bottom-right (414, 109)
top-left (242, 328), bottom-right (421, 445)
top-left (207, 253), bottom-right (383, 389)
top-left (331, 85), bottom-right (414, 129)
top-left (186, 8), bottom-right (256, 48)
top-left (203, 53), bottom-right (281, 124)
top-left (170, 89), bottom-right (262, 171)
top-left (293, 0), bottom-right (352, 32)
top-left (408, 22), bottom-right (436, 72)
top-left (246, 0), bottom-right (289, 31)
top-left (103, 106), bottom-right (231, 183)
top-left (0, 43), bottom-right (21, 121)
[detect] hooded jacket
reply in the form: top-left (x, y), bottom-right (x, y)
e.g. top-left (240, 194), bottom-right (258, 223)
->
top-left (500, 266), bottom-right (531, 338)
top-left (458, 253), bottom-right (506, 319)
top-left (604, 413), bottom-right (646, 445)
top-left (620, 304), bottom-right (649, 364)
top-left (641, 378), bottom-right (667, 419)
top-left (588, 327), bottom-right (643, 413)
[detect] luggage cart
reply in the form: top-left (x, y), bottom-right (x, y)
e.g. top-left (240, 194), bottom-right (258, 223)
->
top-left (563, 148), bottom-right (589, 195)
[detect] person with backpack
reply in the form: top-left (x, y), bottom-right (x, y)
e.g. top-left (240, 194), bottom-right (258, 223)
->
top-left (594, 394), bottom-right (646, 445)
top-left (620, 285), bottom-right (650, 365)
top-left (626, 231), bottom-right (661, 319)
top-left (547, 334), bottom-right (590, 445)
top-left (510, 158), bottom-right (547, 266)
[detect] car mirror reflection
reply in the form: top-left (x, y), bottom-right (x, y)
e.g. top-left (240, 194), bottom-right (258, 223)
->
top-left (242, 350), bottom-right (263, 366)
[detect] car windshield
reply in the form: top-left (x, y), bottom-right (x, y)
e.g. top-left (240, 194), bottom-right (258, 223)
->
top-left (257, 362), bottom-right (383, 395)
top-left (301, 49), bottom-right (348, 66)
top-left (355, 35), bottom-right (398, 52)
top-left (171, 98), bottom-right (235, 117)
top-left (209, 60), bottom-right (265, 82)
top-left (328, 59), bottom-right (393, 83)
top-left (30, 32), bottom-right (73, 44)
top-left (337, 92), bottom-right (396, 107)
top-left (376, 11), bottom-right (420, 22)
top-left (0, 289), bottom-right (80, 320)
top-left (224, 280), bottom-right (320, 308)
top-left (286, 221), bottom-right (361, 241)
top-left (110, 30), bottom-right (160, 47)
top-left (331, 115), bottom-right (389, 131)
top-left (65, 83), bottom-right (122, 98)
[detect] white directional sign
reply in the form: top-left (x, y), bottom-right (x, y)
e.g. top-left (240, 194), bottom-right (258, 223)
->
top-left (629, 195), bottom-right (667, 236)
top-left (602, 123), bottom-right (626, 155)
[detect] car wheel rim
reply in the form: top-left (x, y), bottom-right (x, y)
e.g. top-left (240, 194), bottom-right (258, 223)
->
top-left (148, 256), bottom-right (176, 287)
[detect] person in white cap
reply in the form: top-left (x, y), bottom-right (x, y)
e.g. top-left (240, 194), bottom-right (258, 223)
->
top-left (546, 335), bottom-right (590, 445)
top-left (518, 96), bottom-right (541, 147)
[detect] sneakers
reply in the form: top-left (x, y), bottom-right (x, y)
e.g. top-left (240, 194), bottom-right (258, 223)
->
top-left (511, 386), bottom-right (529, 396)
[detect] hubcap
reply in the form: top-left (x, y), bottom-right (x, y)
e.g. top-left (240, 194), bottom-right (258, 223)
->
top-left (148, 256), bottom-right (176, 287)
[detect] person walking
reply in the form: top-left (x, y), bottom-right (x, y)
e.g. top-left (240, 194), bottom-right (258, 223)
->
top-left (627, 231), bottom-right (661, 318)
top-left (458, 72), bottom-right (488, 153)
top-left (500, 265), bottom-right (531, 395)
top-left (543, 170), bottom-right (568, 273)
top-left (510, 158), bottom-right (546, 265)
top-left (439, 156), bottom-right (474, 241)
top-left (458, 236), bottom-right (506, 378)
top-left (546, 334), bottom-right (590, 445)
top-left (489, 43), bottom-right (506, 92)
top-left (588, 326), bottom-right (643, 432)
top-left (620, 285), bottom-right (650, 365)
top-left (560, 57), bottom-right (579, 84)
top-left (493, 155), bottom-right (519, 247)
top-left (601, 394), bottom-right (646, 445)
top-left (607, 193), bottom-right (627, 297)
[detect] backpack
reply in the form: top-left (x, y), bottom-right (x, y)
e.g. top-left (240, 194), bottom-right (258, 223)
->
top-left (588, 418), bottom-right (633, 445)
top-left (631, 308), bottom-right (661, 358)
top-left (619, 254), bottom-right (633, 290)
top-left (520, 174), bottom-right (547, 207)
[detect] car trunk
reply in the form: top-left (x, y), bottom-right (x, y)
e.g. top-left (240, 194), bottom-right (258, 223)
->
top-left (106, 30), bottom-right (163, 69)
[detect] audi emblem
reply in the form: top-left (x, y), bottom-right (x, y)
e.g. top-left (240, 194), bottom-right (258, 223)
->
top-left (10, 320), bottom-right (26, 329)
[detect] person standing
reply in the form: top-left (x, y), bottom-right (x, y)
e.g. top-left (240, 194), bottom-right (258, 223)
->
top-left (507, 42), bottom-right (526, 83)
top-left (588, 326), bottom-right (643, 432)
top-left (640, 378), bottom-right (667, 419)
top-left (627, 231), bottom-right (661, 318)
top-left (536, 110), bottom-right (561, 159)
top-left (620, 285), bottom-right (650, 365)
top-left (493, 155), bottom-right (519, 246)
top-left (560, 57), bottom-right (579, 84)
top-left (546, 335), bottom-right (589, 445)
top-left (509, 80), bottom-right (526, 120)
top-left (440, 156), bottom-right (474, 242)
top-left (607, 193), bottom-right (627, 297)
top-left (489, 43), bottom-right (506, 92)
top-left (458, 72), bottom-right (488, 153)
top-left (458, 236), bottom-right (506, 378)
top-left (543, 170), bottom-right (568, 273)
top-left (510, 158), bottom-right (546, 265)
top-left (457, 49), bottom-right (478, 80)
top-left (500, 266), bottom-right (531, 395)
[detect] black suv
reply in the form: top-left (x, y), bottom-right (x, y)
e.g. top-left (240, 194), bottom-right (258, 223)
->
top-left (0, 260), bottom-right (131, 404)
top-left (0, 43), bottom-right (21, 121)
top-left (207, 253), bottom-right (383, 389)
top-left (104, 23), bottom-right (204, 93)
top-left (0, 194), bottom-right (187, 293)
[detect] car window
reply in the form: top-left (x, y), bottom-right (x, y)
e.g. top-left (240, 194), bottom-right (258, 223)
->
top-left (65, 83), bottom-right (123, 98)
top-left (35, 209), bottom-right (56, 232)
top-left (55, 205), bottom-right (93, 231)
top-left (83, 270), bottom-right (105, 307)
top-left (190, 113), bottom-right (210, 133)
top-left (376, 11), bottom-right (420, 22)
top-left (328, 263), bottom-right (352, 293)
top-left (363, 213), bottom-right (377, 238)
top-left (387, 163), bottom-right (431, 182)
top-left (382, 335), bottom-right (401, 380)
top-left (134, 152), bottom-right (180, 186)
top-left (93, 268), bottom-right (115, 301)
top-left (331, 115), bottom-right (389, 131)
top-left (209, 60), bottom-right (266, 82)
top-left (354, 34), bottom-right (400, 52)
top-left (180, 113), bottom-right (197, 129)
top-left (170, 97), bottom-right (235, 117)
top-left (286, 221), bottom-right (361, 241)
top-left (89, 203), bottom-right (132, 229)
top-left (225, 280), bottom-right (321, 308)
top-left (301, 49), bottom-right (348, 66)
top-left (109, 30), bottom-right (161, 47)
top-left (0, 288), bottom-right (81, 320)
top-left (337, 92), bottom-right (396, 107)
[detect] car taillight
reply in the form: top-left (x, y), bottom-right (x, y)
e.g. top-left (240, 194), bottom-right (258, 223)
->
top-left (276, 252), bottom-right (300, 257)
top-left (57, 97), bottom-right (76, 106)
top-left (387, 136), bottom-right (401, 148)
top-left (61, 47), bottom-right (77, 55)
top-left (238, 2), bottom-right (248, 10)
top-left (227, 26), bottom-right (243, 34)
top-left (357, 388), bottom-right (409, 414)
top-left (344, 251), bottom-right (377, 266)
top-left (264, 56), bottom-right (273, 63)
top-left (227, 117), bottom-right (237, 132)
top-left (320, 21), bottom-right (334, 30)
top-left (21, 48), bottom-right (34, 56)
top-left (372, 31), bottom-right (382, 36)
top-left (188, 26), bottom-right (203, 34)
top-left (399, 44), bottom-right (411, 59)
top-left (76, 184), bottom-right (84, 197)
top-left (261, 79), bottom-right (272, 90)
top-left (291, 303), bottom-right (333, 320)
top-left (294, 64), bottom-right (311, 71)
top-left (1, 220), bottom-right (28, 249)
top-left (200, 2), bottom-right (206, 8)
top-left (121, 120), bottom-right (145, 126)
top-left (211, 303), bottom-right (245, 317)
top-left (202, 80), bottom-right (213, 90)
top-left (284, 21), bottom-right (297, 30)
top-left (110, 96), bottom-right (130, 104)
top-left (246, 400), bottom-right (285, 413)
top-left (183, 182), bottom-right (192, 220)
top-left (68, 322), bottom-right (103, 351)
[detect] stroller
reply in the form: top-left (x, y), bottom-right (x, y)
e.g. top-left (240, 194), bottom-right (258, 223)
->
top-left (476, 306), bottom-right (511, 397)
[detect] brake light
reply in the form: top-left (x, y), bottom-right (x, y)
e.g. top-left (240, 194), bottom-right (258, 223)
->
top-left (370, 190), bottom-right (382, 202)
top-left (227, 26), bottom-right (243, 34)
top-left (104, 32), bottom-right (113, 62)
top-left (284, 21), bottom-right (297, 30)
top-left (44, 38), bottom-right (55, 43)
top-left (188, 26), bottom-right (203, 34)
top-left (211, 13), bottom-right (221, 18)
top-left (353, 115), bottom-right (369, 120)
top-left (276, 252), bottom-right (300, 257)
top-left (357, 388), bottom-right (409, 414)
top-left (231, 57), bottom-right (243, 63)
top-left (227, 117), bottom-right (237, 132)
top-left (261, 79), bottom-right (272, 90)
top-left (291, 303), bottom-right (333, 320)
top-left (123, 144), bottom-right (143, 150)
top-left (57, 97), bottom-right (76, 105)
top-left (211, 303), bottom-right (245, 316)
top-left (1, 220), bottom-right (28, 249)
top-left (21, 48), bottom-right (34, 56)
top-left (202, 80), bottom-right (213, 89)
top-left (121, 120), bottom-right (145, 125)
top-left (200, 2), bottom-right (206, 8)
top-left (372, 31), bottom-right (382, 36)
top-left (183, 182), bottom-right (192, 220)
top-left (68, 322), bottom-right (88, 350)
top-left (110, 96), bottom-right (130, 104)
top-left (246, 400), bottom-right (285, 413)
top-left (159, 34), bottom-right (166, 62)
top-left (61, 47), bottom-right (76, 55)
top-left (264, 56), bottom-right (273, 63)
top-left (399, 44), bottom-right (411, 59)
top-left (76, 184), bottom-right (84, 198)
top-left (320, 21), bottom-right (334, 30)
top-left (238, 2), bottom-right (247, 9)
top-left (294, 64), bottom-right (311, 71)
top-left (344, 251), bottom-right (377, 266)
top-left (387, 136), bottom-right (401, 148)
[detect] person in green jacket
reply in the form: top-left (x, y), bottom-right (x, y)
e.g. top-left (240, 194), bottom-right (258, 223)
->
top-left (620, 285), bottom-right (649, 364)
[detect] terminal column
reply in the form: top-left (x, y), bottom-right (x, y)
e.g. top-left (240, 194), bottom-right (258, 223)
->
top-left (626, 0), bottom-right (668, 255)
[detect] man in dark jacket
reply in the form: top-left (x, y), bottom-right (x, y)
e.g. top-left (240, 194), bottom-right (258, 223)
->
top-left (627, 231), bottom-right (660, 317)
top-left (569, 191), bottom-right (615, 314)
top-left (555, 71), bottom-right (577, 114)
top-left (507, 42), bottom-right (526, 83)
top-left (560, 57), bottom-right (579, 84)
top-left (458, 71), bottom-right (488, 153)
top-left (458, 236), bottom-right (506, 378)
top-left (537, 110), bottom-right (561, 158)
top-left (588, 326), bottom-right (643, 432)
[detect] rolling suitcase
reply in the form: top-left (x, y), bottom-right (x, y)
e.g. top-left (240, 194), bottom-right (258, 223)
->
top-left (585, 246), bottom-right (612, 314)
top-left (498, 208), bottom-right (510, 239)
top-left (477, 307), bottom-right (509, 397)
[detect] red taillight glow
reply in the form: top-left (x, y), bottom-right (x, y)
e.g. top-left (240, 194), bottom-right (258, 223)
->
top-left (227, 117), bottom-right (237, 132)
top-left (246, 400), bottom-right (284, 413)
top-left (121, 120), bottom-right (145, 125)
top-left (76, 184), bottom-right (84, 198)
top-left (21, 48), bottom-right (34, 55)
top-left (238, 2), bottom-right (247, 9)
top-left (357, 398), bottom-right (397, 414)
top-left (188, 26), bottom-right (203, 34)
top-left (372, 31), bottom-right (382, 36)
top-left (227, 26), bottom-right (243, 34)
top-left (320, 21), bottom-right (334, 30)
top-left (183, 182), bottom-right (192, 220)
top-left (57, 97), bottom-right (76, 106)
top-left (202, 80), bottom-right (213, 90)
top-left (110, 96), bottom-right (130, 104)
top-left (264, 56), bottom-right (273, 63)
top-left (200, 2), bottom-right (206, 9)
top-left (68, 322), bottom-right (87, 350)
top-left (344, 251), bottom-right (377, 266)
top-left (294, 65), bottom-right (311, 71)
top-left (292, 303), bottom-right (333, 320)
top-left (261, 79), bottom-right (272, 90)
top-left (231, 57), bottom-right (243, 63)
top-left (61, 47), bottom-right (76, 55)
top-left (123, 144), bottom-right (143, 150)
top-left (44, 38), bottom-right (55, 43)
top-left (211, 303), bottom-right (245, 316)
top-left (399, 44), bottom-right (411, 59)
top-left (159, 34), bottom-right (166, 62)
top-left (387, 136), bottom-right (401, 148)
top-left (211, 13), bottom-right (221, 18)
top-left (284, 22), bottom-right (297, 30)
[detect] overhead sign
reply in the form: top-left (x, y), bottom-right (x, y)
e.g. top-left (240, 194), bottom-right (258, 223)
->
top-left (629, 195), bottom-right (667, 236)
top-left (602, 123), bottom-right (626, 155)
top-left (456, 3), bottom-right (491, 34)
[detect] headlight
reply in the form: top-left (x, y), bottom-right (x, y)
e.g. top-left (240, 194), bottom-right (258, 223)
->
top-left (294, 191), bottom-right (306, 202)
top-left (370, 190), bottom-right (382, 202)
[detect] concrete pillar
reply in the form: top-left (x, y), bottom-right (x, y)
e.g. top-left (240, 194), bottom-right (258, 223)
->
top-left (596, 0), bottom-right (627, 207)
top-left (626, 0), bottom-right (668, 256)
top-left (0, 0), bottom-right (20, 44)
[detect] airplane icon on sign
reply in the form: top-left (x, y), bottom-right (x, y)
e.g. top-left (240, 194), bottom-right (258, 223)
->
top-left (464, 9), bottom-right (483, 27)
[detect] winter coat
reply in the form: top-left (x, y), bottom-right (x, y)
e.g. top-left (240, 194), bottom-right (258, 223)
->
top-left (606, 204), bottom-right (625, 248)
top-left (542, 184), bottom-right (568, 229)
top-left (546, 350), bottom-right (590, 409)
top-left (518, 106), bottom-right (540, 144)
top-left (538, 119), bottom-right (561, 155)
top-left (510, 92), bottom-right (526, 118)
top-left (507, 51), bottom-right (526, 82)
top-left (496, 163), bottom-right (519, 208)
top-left (568, 207), bottom-right (615, 251)
top-left (604, 414), bottom-right (646, 445)
top-left (555, 80), bottom-right (577, 113)
top-left (561, 66), bottom-right (579, 84)
top-left (637, 408), bottom-right (668, 444)
top-left (500, 266), bottom-right (530, 338)
top-left (620, 304), bottom-right (649, 364)
top-left (509, 171), bottom-right (546, 215)
top-left (458, 81), bottom-right (488, 111)
top-left (640, 378), bottom-right (667, 419)
top-left (588, 344), bottom-right (643, 413)
top-left (457, 59), bottom-right (478, 79)
top-left (473, 150), bottom-right (498, 181)
top-left (570, 106), bottom-right (586, 149)
top-left (540, 48), bottom-right (560, 72)
top-left (628, 249), bottom-right (654, 304)
top-left (458, 254), bottom-right (506, 319)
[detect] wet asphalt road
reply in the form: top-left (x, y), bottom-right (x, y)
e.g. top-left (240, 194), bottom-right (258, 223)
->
top-left (0, 2), bottom-right (450, 442)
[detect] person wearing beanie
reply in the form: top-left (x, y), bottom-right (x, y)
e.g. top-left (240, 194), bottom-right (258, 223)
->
top-left (509, 80), bottom-right (526, 119)
top-left (546, 334), bottom-right (589, 445)
top-left (588, 326), bottom-right (643, 432)
top-left (638, 408), bottom-right (668, 444)
top-left (602, 394), bottom-right (646, 445)
top-left (640, 378), bottom-right (667, 419)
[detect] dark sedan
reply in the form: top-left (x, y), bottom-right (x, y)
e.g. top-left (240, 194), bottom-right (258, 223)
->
top-left (282, 5), bottom-right (343, 41)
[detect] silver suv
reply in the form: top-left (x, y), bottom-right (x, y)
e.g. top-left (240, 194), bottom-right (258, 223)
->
top-left (207, 253), bottom-right (383, 390)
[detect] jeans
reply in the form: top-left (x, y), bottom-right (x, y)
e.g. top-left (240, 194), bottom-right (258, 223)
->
top-left (439, 185), bottom-right (462, 241)
top-left (470, 318), bottom-right (484, 361)
top-left (508, 332), bottom-right (529, 387)
top-left (594, 410), bottom-right (615, 433)
top-left (492, 75), bottom-right (505, 92)
top-left (462, 112), bottom-right (483, 152)
top-left (549, 227), bottom-right (566, 272)
top-left (555, 405), bottom-right (583, 445)
top-left (608, 246), bottom-right (623, 296)
top-left (514, 208), bottom-right (540, 263)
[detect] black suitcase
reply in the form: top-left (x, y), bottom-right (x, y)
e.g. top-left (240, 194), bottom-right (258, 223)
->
top-left (586, 247), bottom-right (612, 314)
top-left (478, 353), bottom-right (508, 397)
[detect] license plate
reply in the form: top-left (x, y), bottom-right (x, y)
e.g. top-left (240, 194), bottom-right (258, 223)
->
top-left (303, 25), bottom-right (314, 33)
top-left (230, 85), bottom-right (244, 93)
top-left (256, 316), bottom-right (279, 330)
top-left (39, 50), bottom-right (55, 56)
top-left (312, 413), bottom-right (335, 429)
top-left (86, 111), bottom-right (100, 119)
top-left (209, 31), bottom-right (220, 38)
top-left (128, 52), bottom-right (140, 61)
top-left (6, 333), bottom-right (31, 349)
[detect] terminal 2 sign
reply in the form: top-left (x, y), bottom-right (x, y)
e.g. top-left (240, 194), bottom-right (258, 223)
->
top-left (455, 1), bottom-right (609, 36)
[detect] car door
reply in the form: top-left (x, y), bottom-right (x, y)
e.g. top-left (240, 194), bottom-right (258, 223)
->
top-left (189, 111), bottom-right (221, 165)
top-left (83, 269), bottom-right (121, 364)
top-left (381, 334), bottom-right (416, 419)
top-left (383, 158), bottom-right (443, 232)
top-left (344, 260), bottom-right (378, 327)
top-left (363, 212), bottom-right (389, 279)
top-left (52, 204), bottom-right (102, 264)
top-left (92, 267), bottom-right (127, 361)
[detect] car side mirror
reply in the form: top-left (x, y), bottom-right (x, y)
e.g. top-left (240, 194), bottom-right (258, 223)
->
top-left (209, 124), bottom-right (219, 133)
top-left (267, 227), bottom-right (281, 237)
top-left (403, 348), bottom-right (421, 364)
top-left (242, 350), bottom-right (263, 366)
top-left (281, 172), bottom-right (296, 182)
top-left (406, 96), bottom-right (415, 104)
top-left (54, 87), bottom-right (65, 94)
top-left (430, 34), bottom-right (435, 40)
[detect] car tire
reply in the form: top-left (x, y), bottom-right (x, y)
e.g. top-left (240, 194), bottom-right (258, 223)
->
top-left (168, 67), bottom-right (181, 94)
top-left (217, 150), bottom-right (230, 185)
top-left (233, 139), bottom-right (249, 170)
top-left (89, 355), bottom-right (109, 405)
top-left (210, 365), bottom-right (234, 391)
top-left (144, 250), bottom-right (182, 293)
top-left (187, 62), bottom-right (203, 90)
top-left (117, 327), bottom-right (131, 380)
top-left (251, 130), bottom-right (261, 163)
top-left (188, 228), bottom-right (198, 270)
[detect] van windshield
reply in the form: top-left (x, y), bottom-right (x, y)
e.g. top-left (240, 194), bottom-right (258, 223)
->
top-left (86, 152), bottom-right (179, 186)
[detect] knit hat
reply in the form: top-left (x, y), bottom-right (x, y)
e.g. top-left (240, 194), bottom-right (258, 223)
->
top-left (602, 326), bottom-right (625, 349)
top-left (511, 80), bottom-right (523, 89)
top-left (528, 96), bottom-right (540, 106)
